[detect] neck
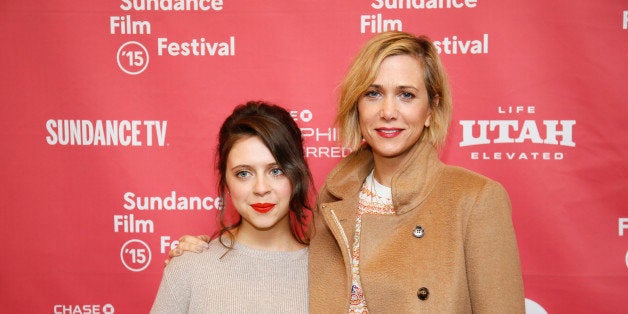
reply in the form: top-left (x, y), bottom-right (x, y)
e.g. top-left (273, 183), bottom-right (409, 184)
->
top-left (371, 142), bottom-right (425, 187)
top-left (372, 153), bottom-right (408, 187)
top-left (235, 218), bottom-right (305, 252)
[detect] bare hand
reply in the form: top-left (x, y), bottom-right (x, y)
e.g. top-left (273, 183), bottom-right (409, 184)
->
top-left (164, 234), bottom-right (211, 266)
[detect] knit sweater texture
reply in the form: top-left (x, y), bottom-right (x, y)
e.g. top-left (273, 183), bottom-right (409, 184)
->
top-left (150, 239), bottom-right (309, 313)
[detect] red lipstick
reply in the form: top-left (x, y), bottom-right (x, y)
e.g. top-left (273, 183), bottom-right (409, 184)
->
top-left (375, 128), bottom-right (402, 138)
top-left (251, 203), bottom-right (274, 213)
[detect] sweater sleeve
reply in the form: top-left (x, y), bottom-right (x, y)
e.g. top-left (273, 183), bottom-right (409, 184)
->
top-left (464, 180), bottom-right (525, 313)
top-left (149, 257), bottom-right (191, 314)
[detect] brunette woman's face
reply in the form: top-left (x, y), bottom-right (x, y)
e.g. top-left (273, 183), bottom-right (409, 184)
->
top-left (225, 136), bottom-right (293, 232)
top-left (358, 54), bottom-right (432, 162)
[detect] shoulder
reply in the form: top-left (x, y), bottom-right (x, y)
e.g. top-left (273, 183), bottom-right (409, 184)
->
top-left (164, 239), bottom-right (229, 278)
top-left (439, 165), bottom-right (507, 195)
top-left (319, 147), bottom-right (374, 202)
top-left (429, 165), bottom-right (511, 218)
top-left (152, 240), bottom-right (230, 313)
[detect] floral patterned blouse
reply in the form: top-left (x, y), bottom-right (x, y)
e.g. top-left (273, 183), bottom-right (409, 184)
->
top-left (349, 171), bottom-right (394, 313)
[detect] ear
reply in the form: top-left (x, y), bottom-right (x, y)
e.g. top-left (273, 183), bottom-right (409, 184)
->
top-left (425, 96), bottom-right (439, 128)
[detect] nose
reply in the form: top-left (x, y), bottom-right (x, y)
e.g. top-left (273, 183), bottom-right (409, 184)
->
top-left (253, 175), bottom-right (271, 196)
top-left (379, 95), bottom-right (397, 120)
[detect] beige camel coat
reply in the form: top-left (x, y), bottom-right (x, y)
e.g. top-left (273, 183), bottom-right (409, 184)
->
top-left (309, 141), bottom-right (524, 313)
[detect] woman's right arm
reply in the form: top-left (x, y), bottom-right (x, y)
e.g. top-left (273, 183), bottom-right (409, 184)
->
top-left (151, 253), bottom-right (195, 313)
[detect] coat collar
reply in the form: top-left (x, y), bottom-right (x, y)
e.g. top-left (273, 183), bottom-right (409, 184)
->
top-left (324, 140), bottom-right (444, 215)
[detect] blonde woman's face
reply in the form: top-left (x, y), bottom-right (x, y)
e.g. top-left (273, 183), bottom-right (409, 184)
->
top-left (358, 54), bottom-right (431, 163)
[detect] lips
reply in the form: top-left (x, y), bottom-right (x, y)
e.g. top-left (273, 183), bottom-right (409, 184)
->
top-left (250, 203), bottom-right (275, 213)
top-left (375, 128), bottom-right (402, 138)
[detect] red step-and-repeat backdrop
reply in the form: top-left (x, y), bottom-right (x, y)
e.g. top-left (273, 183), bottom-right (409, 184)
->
top-left (1, 1), bottom-right (626, 313)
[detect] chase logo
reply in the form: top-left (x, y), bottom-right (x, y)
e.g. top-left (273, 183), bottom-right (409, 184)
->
top-left (53, 303), bottom-right (114, 314)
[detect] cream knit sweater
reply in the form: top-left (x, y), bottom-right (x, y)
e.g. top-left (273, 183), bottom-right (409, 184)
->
top-left (151, 239), bottom-right (308, 313)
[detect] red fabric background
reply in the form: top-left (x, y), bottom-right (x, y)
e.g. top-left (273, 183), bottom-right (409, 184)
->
top-left (1, 1), bottom-right (626, 312)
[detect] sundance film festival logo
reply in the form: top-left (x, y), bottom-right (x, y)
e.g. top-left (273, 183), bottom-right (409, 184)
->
top-left (459, 105), bottom-right (575, 160)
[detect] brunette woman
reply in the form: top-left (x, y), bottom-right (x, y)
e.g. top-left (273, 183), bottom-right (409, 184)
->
top-left (151, 101), bottom-right (313, 313)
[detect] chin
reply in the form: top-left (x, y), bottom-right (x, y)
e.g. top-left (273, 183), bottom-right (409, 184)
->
top-left (373, 147), bottom-right (406, 158)
top-left (248, 219), bottom-right (282, 231)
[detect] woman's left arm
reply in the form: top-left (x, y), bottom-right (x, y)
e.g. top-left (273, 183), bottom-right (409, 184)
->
top-left (465, 180), bottom-right (525, 313)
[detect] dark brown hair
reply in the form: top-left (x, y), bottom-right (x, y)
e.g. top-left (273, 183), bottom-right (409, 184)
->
top-left (214, 101), bottom-right (313, 248)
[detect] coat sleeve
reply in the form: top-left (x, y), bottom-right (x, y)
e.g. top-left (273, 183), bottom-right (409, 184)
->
top-left (464, 180), bottom-right (525, 313)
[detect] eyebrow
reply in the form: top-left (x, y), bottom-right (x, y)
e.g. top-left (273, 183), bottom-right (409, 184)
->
top-left (229, 164), bottom-right (251, 171)
top-left (368, 84), bottom-right (419, 91)
top-left (229, 162), bottom-right (280, 171)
